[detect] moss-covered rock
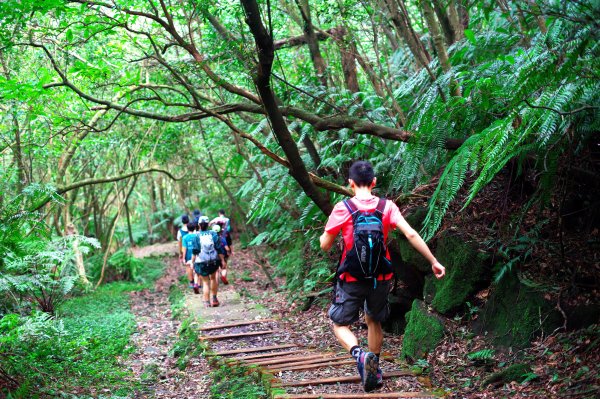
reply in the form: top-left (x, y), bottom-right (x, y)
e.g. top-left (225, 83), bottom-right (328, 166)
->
top-left (425, 232), bottom-right (490, 315)
top-left (482, 363), bottom-right (532, 386)
top-left (476, 275), bottom-right (561, 347)
top-left (397, 207), bottom-right (431, 273)
top-left (401, 300), bottom-right (445, 360)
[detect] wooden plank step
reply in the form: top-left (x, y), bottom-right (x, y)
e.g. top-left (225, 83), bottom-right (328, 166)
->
top-left (199, 330), bottom-right (275, 341)
top-left (267, 354), bottom-right (393, 371)
top-left (233, 349), bottom-right (308, 361)
top-left (248, 354), bottom-right (329, 366)
top-left (270, 358), bottom-right (355, 373)
top-left (274, 370), bottom-right (414, 387)
top-left (266, 355), bottom-right (347, 370)
top-left (200, 318), bottom-right (276, 331)
top-left (209, 344), bottom-right (296, 356)
top-left (273, 393), bottom-right (435, 398)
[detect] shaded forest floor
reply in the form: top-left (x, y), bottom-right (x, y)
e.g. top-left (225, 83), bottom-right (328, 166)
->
top-left (126, 241), bottom-right (598, 398)
top-left (128, 243), bottom-right (211, 398)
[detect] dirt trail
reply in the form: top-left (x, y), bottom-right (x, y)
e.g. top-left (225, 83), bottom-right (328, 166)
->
top-left (128, 243), bottom-right (210, 398)
top-left (127, 242), bottom-right (432, 398)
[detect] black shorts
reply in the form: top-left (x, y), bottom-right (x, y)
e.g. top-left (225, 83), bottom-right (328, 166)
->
top-left (328, 280), bottom-right (391, 325)
top-left (225, 234), bottom-right (232, 247)
top-left (194, 260), bottom-right (219, 277)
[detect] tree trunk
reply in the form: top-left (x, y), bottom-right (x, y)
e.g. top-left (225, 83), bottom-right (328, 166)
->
top-left (446, 0), bottom-right (464, 41)
top-left (381, 0), bottom-right (431, 70)
top-left (66, 223), bottom-right (91, 286)
top-left (295, 0), bottom-right (329, 87)
top-left (332, 26), bottom-right (360, 93)
top-left (241, 0), bottom-right (333, 216)
top-left (432, 0), bottom-right (455, 44)
top-left (421, 0), bottom-right (451, 73)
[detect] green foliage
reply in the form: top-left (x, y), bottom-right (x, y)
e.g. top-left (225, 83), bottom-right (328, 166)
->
top-left (402, 300), bottom-right (445, 360)
top-left (479, 274), bottom-right (562, 347)
top-left (0, 281), bottom-right (140, 397)
top-left (209, 364), bottom-right (268, 399)
top-left (492, 219), bottom-right (548, 283)
top-left (107, 248), bottom-right (143, 282)
top-left (170, 318), bottom-right (207, 370)
top-left (467, 349), bottom-right (495, 361)
top-left (426, 233), bottom-right (490, 314)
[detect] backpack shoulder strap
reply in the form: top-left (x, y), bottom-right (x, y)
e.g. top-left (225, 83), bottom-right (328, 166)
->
top-left (342, 199), bottom-right (359, 215)
top-left (374, 197), bottom-right (386, 219)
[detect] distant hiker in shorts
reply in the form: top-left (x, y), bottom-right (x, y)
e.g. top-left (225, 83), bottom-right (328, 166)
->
top-left (319, 161), bottom-right (445, 392)
top-left (177, 215), bottom-right (194, 284)
top-left (210, 209), bottom-right (233, 255)
top-left (194, 216), bottom-right (223, 307)
top-left (181, 221), bottom-right (201, 294)
top-left (177, 215), bottom-right (190, 260)
top-left (212, 224), bottom-right (231, 285)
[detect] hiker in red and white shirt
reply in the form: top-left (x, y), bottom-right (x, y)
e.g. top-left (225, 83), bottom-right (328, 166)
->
top-left (320, 161), bottom-right (445, 392)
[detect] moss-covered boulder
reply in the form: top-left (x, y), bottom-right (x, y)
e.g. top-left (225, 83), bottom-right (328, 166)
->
top-left (424, 232), bottom-right (490, 315)
top-left (401, 300), bottom-right (445, 360)
top-left (397, 207), bottom-right (431, 273)
top-left (476, 275), bottom-right (561, 348)
top-left (483, 363), bottom-right (532, 386)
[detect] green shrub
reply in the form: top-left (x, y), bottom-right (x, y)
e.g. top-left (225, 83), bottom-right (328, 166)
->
top-left (210, 364), bottom-right (268, 399)
top-left (0, 281), bottom-right (139, 397)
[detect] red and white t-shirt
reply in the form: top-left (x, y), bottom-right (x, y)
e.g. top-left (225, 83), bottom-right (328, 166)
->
top-left (324, 196), bottom-right (403, 282)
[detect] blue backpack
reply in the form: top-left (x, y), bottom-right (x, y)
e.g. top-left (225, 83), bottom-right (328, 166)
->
top-left (340, 198), bottom-right (392, 287)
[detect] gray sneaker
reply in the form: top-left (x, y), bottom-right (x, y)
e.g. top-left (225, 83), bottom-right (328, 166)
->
top-left (357, 351), bottom-right (379, 392)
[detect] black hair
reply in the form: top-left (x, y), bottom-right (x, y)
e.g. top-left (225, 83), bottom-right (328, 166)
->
top-left (199, 221), bottom-right (209, 231)
top-left (187, 222), bottom-right (197, 232)
top-left (218, 209), bottom-right (225, 215)
top-left (182, 215), bottom-right (190, 224)
top-left (348, 161), bottom-right (375, 187)
top-left (193, 209), bottom-right (201, 217)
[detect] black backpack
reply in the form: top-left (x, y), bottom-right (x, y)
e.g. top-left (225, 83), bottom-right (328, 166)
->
top-left (340, 198), bottom-right (392, 286)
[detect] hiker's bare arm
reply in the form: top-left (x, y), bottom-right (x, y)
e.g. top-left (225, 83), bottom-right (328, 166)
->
top-left (395, 215), bottom-right (445, 279)
top-left (182, 247), bottom-right (187, 263)
top-left (320, 231), bottom-right (336, 251)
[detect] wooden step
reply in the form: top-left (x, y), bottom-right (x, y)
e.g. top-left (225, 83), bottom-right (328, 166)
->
top-left (232, 349), bottom-right (308, 361)
top-left (273, 393), bottom-right (435, 398)
top-left (199, 330), bottom-right (275, 341)
top-left (248, 354), bottom-right (330, 366)
top-left (268, 354), bottom-right (394, 372)
top-left (265, 355), bottom-right (347, 370)
top-left (269, 358), bottom-right (355, 373)
top-left (274, 370), bottom-right (414, 387)
top-left (209, 344), bottom-right (296, 356)
top-left (200, 318), bottom-right (276, 331)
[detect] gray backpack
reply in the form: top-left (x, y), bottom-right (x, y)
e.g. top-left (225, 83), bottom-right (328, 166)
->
top-left (197, 231), bottom-right (218, 263)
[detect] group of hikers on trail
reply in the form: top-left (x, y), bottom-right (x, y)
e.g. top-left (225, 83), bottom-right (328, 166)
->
top-left (175, 161), bottom-right (445, 393)
top-left (177, 209), bottom-right (233, 308)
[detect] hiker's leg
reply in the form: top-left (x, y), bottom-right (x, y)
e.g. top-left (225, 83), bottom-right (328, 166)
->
top-left (209, 272), bottom-right (218, 297)
top-left (329, 282), bottom-right (362, 351)
top-left (201, 275), bottom-right (210, 302)
top-left (332, 324), bottom-right (359, 351)
top-left (219, 254), bottom-right (227, 277)
top-left (186, 262), bottom-right (194, 285)
top-left (193, 268), bottom-right (200, 286)
top-left (365, 314), bottom-right (383, 354)
top-left (364, 280), bottom-right (391, 354)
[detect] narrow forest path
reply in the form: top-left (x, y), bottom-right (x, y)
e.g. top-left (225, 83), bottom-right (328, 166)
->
top-left (129, 242), bottom-right (211, 398)
top-left (130, 242), bottom-right (439, 398)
